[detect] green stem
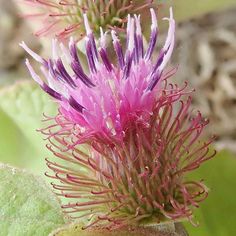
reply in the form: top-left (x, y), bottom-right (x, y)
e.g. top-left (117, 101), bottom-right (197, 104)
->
top-left (50, 222), bottom-right (188, 236)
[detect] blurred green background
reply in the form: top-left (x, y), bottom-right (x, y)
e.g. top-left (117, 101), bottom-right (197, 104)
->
top-left (0, 0), bottom-right (236, 235)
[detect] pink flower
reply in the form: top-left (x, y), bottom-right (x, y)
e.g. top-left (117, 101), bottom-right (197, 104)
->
top-left (21, 8), bottom-right (216, 229)
top-left (21, 8), bottom-right (177, 144)
top-left (20, 0), bottom-right (157, 41)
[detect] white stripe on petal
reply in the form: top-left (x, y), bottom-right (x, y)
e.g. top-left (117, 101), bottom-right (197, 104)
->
top-left (150, 8), bottom-right (158, 30)
top-left (100, 27), bottom-right (108, 49)
top-left (111, 30), bottom-right (119, 43)
top-left (159, 9), bottom-right (175, 71)
top-left (135, 15), bottom-right (142, 36)
top-left (128, 18), bottom-right (135, 52)
top-left (25, 59), bottom-right (44, 86)
top-left (20, 42), bottom-right (44, 64)
top-left (163, 7), bottom-right (175, 52)
top-left (52, 38), bottom-right (59, 60)
top-left (83, 14), bottom-right (92, 35)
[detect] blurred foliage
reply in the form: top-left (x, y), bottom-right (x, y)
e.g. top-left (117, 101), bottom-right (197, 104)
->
top-left (185, 150), bottom-right (236, 236)
top-left (0, 81), bottom-right (57, 176)
top-left (0, 108), bottom-right (28, 166)
top-left (172, 0), bottom-right (236, 22)
top-left (0, 164), bottom-right (65, 236)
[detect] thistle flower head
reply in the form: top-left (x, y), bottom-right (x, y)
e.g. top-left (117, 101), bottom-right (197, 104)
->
top-left (21, 8), bottom-right (216, 229)
top-left (21, 8), bottom-right (176, 144)
top-left (20, 0), bottom-right (156, 40)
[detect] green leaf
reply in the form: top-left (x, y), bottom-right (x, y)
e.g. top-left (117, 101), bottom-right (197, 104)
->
top-left (0, 80), bottom-right (57, 146)
top-left (0, 80), bottom-right (57, 174)
top-left (185, 150), bottom-right (236, 236)
top-left (0, 164), bottom-right (66, 236)
top-left (0, 108), bottom-right (28, 166)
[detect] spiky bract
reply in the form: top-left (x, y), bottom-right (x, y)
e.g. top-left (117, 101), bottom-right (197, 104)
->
top-left (21, 0), bottom-right (156, 40)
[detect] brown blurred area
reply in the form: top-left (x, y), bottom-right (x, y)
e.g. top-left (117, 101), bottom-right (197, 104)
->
top-left (0, 0), bottom-right (41, 86)
top-left (173, 8), bottom-right (236, 152)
